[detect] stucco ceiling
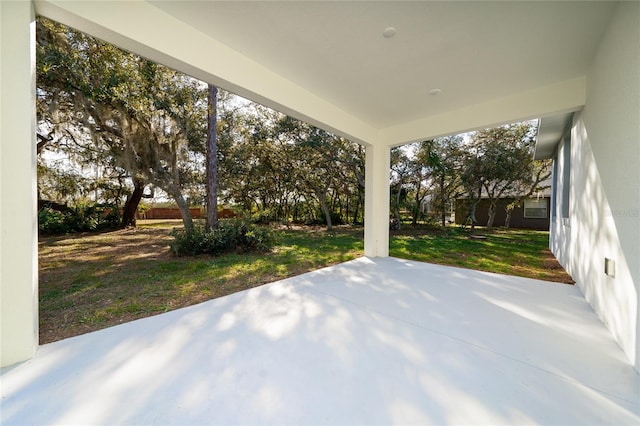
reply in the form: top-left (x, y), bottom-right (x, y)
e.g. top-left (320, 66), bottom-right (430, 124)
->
top-left (150, 1), bottom-right (614, 130)
top-left (35, 0), bottom-right (617, 145)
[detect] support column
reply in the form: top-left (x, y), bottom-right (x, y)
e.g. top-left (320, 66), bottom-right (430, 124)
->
top-left (364, 143), bottom-right (390, 257)
top-left (1, 0), bottom-right (38, 367)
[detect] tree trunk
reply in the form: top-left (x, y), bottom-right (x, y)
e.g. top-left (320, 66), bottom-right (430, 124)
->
top-left (167, 185), bottom-right (193, 231)
top-left (504, 207), bottom-right (513, 229)
top-left (468, 185), bottom-right (482, 231)
top-left (121, 178), bottom-right (145, 228)
top-left (393, 181), bottom-right (403, 230)
top-left (486, 199), bottom-right (497, 229)
top-left (469, 200), bottom-right (478, 231)
top-left (440, 173), bottom-right (446, 227)
top-left (205, 84), bottom-right (219, 231)
top-left (317, 190), bottom-right (333, 230)
top-left (352, 194), bottom-right (359, 225)
top-left (411, 184), bottom-right (421, 226)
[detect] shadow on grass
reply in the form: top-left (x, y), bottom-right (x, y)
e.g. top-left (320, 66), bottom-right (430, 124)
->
top-left (38, 225), bottom-right (364, 343)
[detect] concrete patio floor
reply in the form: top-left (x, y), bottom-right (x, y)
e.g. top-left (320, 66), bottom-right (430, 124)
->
top-left (1, 257), bottom-right (638, 425)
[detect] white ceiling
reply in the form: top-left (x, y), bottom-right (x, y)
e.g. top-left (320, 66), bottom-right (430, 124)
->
top-left (35, 0), bottom-right (617, 146)
top-left (150, 1), bottom-right (614, 130)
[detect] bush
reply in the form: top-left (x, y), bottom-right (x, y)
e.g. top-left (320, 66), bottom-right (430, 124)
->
top-left (251, 208), bottom-right (275, 225)
top-left (38, 208), bottom-right (69, 234)
top-left (38, 204), bottom-right (120, 235)
top-left (170, 220), bottom-right (276, 256)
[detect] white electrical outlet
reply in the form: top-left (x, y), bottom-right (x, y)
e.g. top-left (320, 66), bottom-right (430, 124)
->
top-left (604, 258), bottom-right (615, 278)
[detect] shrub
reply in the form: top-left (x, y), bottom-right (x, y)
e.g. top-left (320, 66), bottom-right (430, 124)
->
top-left (251, 208), bottom-right (275, 225)
top-left (38, 208), bottom-right (70, 234)
top-left (38, 204), bottom-right (120, 235)
top-left (170, 220), bottom-right (276, 256)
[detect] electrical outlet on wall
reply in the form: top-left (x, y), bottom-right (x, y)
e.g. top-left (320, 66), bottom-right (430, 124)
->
top-left (604, 258), bottom-right (616, 278)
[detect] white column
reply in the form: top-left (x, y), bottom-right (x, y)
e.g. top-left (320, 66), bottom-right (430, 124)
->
top-left (364, 143), bottom-right (390, 257)
top-left (1, 0), bottom-right (38, 367)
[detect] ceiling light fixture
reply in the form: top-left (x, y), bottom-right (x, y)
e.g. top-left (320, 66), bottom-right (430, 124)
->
top-left (382, 27), bottom-right (396, 38)
top-left (428, 88), bottom-right (442, 96)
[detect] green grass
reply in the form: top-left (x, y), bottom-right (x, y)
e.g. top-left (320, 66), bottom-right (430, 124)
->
top-left (39, 221), bottom-right (570, 344)
top-left (390, 225), bottom-right (572, 283)
top-left (38, 223), bottom-right (363, 342)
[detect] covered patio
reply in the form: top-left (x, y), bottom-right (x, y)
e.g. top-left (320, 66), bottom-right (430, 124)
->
top-left (2, 2), bottom-right (639, 423)
top-left (2, 258), bottom-right (638, 425)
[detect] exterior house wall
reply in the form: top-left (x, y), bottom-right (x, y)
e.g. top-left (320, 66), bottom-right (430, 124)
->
top-left (550, 1), bottom-right (640, 370)
top-left (455, 198), bottom-right (550, 230)
top-left (0, 1), bottom-right (38, 367)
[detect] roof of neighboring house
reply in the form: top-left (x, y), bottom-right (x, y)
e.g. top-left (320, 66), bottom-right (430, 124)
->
top-left (457, 181), bottom-right (552, 200)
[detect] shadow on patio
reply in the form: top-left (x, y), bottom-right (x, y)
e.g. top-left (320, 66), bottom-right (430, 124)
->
top-left (2, 257), bottom-right (638, 425)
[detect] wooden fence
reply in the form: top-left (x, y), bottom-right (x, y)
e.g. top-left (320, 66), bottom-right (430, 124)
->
top-left (137, 207), bottom-right (236, 220)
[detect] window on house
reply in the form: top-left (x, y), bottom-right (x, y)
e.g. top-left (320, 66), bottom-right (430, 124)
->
top-left (551, 151), bottom-right (558, 220)
top-left (524, 199), bottom-right (548, 218)
top-left (561, 129), bottom-right (571, 219)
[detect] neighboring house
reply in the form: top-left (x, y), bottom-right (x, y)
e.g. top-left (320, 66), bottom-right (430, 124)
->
top-left (419, 196), bottom-right (455, 224)
top-left (454, 196), bottom-right (551, 230)
top-left (454, 182), bottom-right (552, 230)
top-left (2, 1), bottom-right (638, 374)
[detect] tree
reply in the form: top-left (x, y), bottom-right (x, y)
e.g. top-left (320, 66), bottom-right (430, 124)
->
top-left (504, 159), bottom-right (552, 228)
top-left (37, 17), bottom-right (206, 231)
top-left (205, 84), bottom-right (219, 231)
top-left (456, 123), bottom-right (538, 230)
top-left (278, 117), bottom-right (342, 230)
top-left (459, 143), bottom-right (485, 230)
top-left (474, 123), bottom-right (537, 228)
top-left (37, 17), bottom-right (370, 233)
top-left (405, 156), bottom-right (431, 226)
top-left (390, 148), bottom-right (412, 229)
top-left (416, 137), bottom-right (464, 226)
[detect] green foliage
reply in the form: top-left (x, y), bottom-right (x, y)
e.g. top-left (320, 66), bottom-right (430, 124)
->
top-left (137, 202), bottom-right (151, 214)
top-left (38, 208), bottom-right (69, 234)
top-left (170, 221), bottom-right (276, 256)
top-left (37, 17), bottom-right (366, 231)
top-left (38, 205), bottom-right (120, 235)
top-left (221, 111), bottom-right (365, 228)
top-left (251, 208), bottom-right (276, 225)
top-left (37, 17), bottom-right (208, 231)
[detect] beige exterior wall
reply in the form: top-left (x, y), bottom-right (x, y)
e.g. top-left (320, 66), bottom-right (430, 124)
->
top-left (550, 1), bottom-right (640, 370)
top-left (364, 145), bottom-right (390, 257)
top-left (0, 0), bottom-right (38, 367)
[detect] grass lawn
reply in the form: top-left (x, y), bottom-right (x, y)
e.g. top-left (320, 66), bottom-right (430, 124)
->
top-left (39, 220), bottom-right (572, 344)
top-left (390, 225), bottom-right (574, 284)
top-left (38, 220), bottom-right (363, 343)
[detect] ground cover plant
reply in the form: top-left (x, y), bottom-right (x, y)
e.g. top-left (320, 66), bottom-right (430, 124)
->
top-left (39, 221), bottom-right (571, 344)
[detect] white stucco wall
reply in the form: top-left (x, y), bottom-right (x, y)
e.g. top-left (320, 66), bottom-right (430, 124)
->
top-left (550, 1), bottom-right (640, 370)
top-left (0, 1), bottom-right (39, 367)
top-left (364, 145), bottom-right (390, 257)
